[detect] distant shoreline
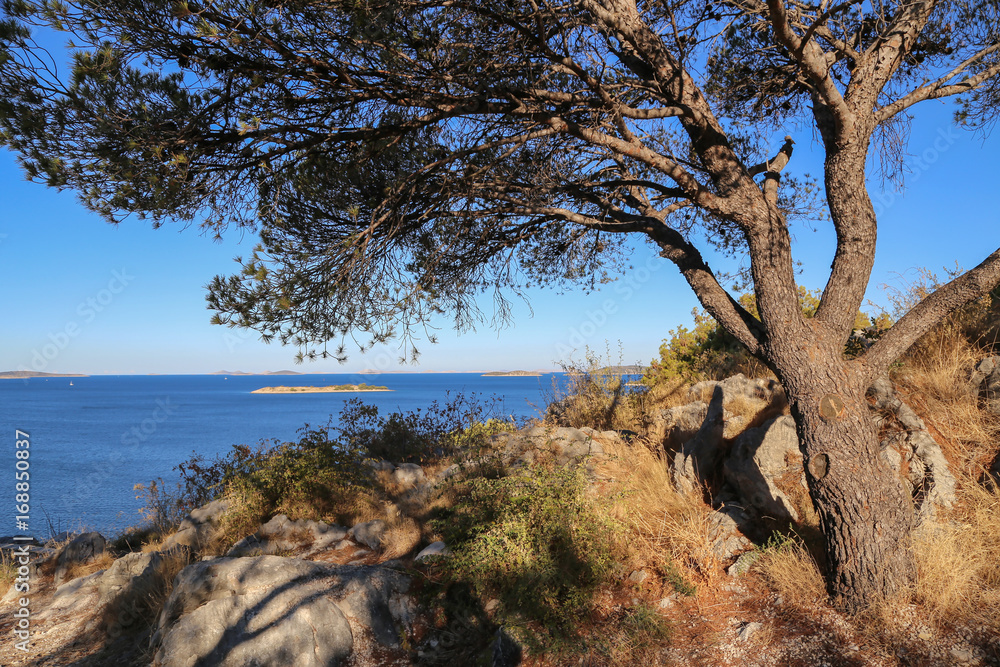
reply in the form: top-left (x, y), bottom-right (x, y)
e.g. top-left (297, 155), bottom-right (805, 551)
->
top-left (251, 384), bottom-right (392, 394)
top-left (482, 371), bottom-right (542, 377)
top-left (0, 371), bottom-right (88, 379)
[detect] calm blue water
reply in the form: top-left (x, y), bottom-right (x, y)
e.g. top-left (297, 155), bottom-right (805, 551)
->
top-left (0, 373), bottom-right (563, 538)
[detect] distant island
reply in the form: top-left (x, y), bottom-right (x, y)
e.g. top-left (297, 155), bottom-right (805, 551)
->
top-left (0, 370), bottom-right (88, 379)
top-left (482, 370), bottom-right (542, 377)
top-left (211, 370), bottom-right (303, 376)
top-left (251, 384), bottom-right (391, 394)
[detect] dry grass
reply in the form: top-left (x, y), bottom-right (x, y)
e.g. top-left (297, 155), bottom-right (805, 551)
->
top-left (61, 550), bottom-right (117, 583)
top-left (599, 435), bottom-right (717, 577)
top-left (754, 537), bottom-right (827, 607)
top-left (894, 326), bottom-right (1000, 475)
top-left (910, 481), bottom-right (1000, 633)
top-left (379, 515), bottom-right (423, 560)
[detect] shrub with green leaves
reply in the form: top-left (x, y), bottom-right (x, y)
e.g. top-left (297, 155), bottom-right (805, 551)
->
top-left (175, 422), bottom-right (377, 542)
top-left (337, 393), bottom-right (514, 463)
top-left (436, 465), bottom-right (623, 639)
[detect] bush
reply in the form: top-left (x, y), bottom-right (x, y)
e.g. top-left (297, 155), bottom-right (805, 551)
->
top-left (337, 393), bottom-right (514, 463)
top-left (171, 420), bottom-right (380, 544)
top-left (435, 465), bottom-right (624, 640)
top-left (548, 344), bottom-right (654, 432)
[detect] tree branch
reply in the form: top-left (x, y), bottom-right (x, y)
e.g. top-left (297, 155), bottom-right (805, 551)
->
top-left (646, 226), bottom-right (767, 356)
top-left (860, 247), bottom-right (1000, 381)
top-left (767, 0), bottom-right (854, 136)
top-left (876, 44), bottom-right (1000, 123)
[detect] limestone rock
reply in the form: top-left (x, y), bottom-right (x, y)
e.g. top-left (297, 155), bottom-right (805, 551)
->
top-left (672, 386), bottom-right (727, 493)
top-left (53, 532), bottom-right (106, 586)
top-left (161, 498), bottom-right (230, 552)
top-left (392, 463), bottom-right (426, 488)
top-left (152, 556), bottom-right (413, 667)
top-left (972, 355), bottom-right (1000, 414)
top-left (227, 514), bottom-right (348, 557)
top-left (869, 376), bottom-right (957, 519)
top-left (491, 627), bottom-right (523, 667)
top-left (348, 519), bottom-right (387, 551)
top-left (493, 426), bottom-right (609, 468)
top-left (723, 416), bottom-right (804, 524)
top-left (98, 548), bottom-right (189, 607)
top-left (706, 505), bottom-right (753, 561)
top-left (414, 541), bottom-right (450, 562)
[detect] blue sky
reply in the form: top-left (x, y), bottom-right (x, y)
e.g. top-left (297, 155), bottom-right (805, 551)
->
top-left (1, 96), bottom-right (997, 374)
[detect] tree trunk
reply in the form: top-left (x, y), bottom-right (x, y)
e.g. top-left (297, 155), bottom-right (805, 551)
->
top-left (781, 359), bottom-right (916, 612)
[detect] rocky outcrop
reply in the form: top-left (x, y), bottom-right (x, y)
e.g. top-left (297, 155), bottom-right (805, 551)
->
top-left (672, 386), bottom-right (727, 494)
top-left (489, 425), bottom-right (613, 468)
top-left (53, 532), bottom-right (106, 586)
top-left (869, 376), bottom-right (957, 519)
top-left (151, 556), bottom-right (415, 667)
top-left (971, 355), bottom-right (1000, 414)
top-left (98, 548), bottom-right (189, 606)
top-left (723, 416), bottom-right (805, 525)
top-left (666, 375), bottom-right (787, 494)
top-left (227, 514), bottom-right (347, 557)
top-left (161, 498), bottom-right (229, 552)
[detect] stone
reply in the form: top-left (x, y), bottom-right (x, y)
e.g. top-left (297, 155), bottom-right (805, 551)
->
top-left (414, 541), bottom-right (450, 562)
top-left (496, 426), bottom-right (609, 469)
top-left (658, 402), bottom-right (709, 452)
top-left (98, 548), bottom-right (189, 607)
top-left (736, 621), bottom-right (762, 642)
top-left (723, 416), bottom-right (803, 523)
top-left (727, 551), bottom-right (760, 577)
top-left (706, 506), bottom-right (753, 561)
top-left (950, 646), bottom-right (975, 664)
top-left (627, 569), bottom-right (649, 584)
top-left (228, 515), bottom-right (349, 557)
top-left (869, 376), bottom-right (957, 519)
top-left (161, 498), bottom-right (230, 552)
top-left (152, 556), bottom-right (413, 667)
top-left (348, 519), bottom-right (387, 550)
top-left (672, 385), bottom-right (727, 493)
top-left (53, 532), bottom-right (106, 586)
top-left (392, 463), bottom-right (426, 488)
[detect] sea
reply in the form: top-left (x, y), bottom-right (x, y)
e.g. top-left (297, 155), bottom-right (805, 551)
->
top-left (0, 373), bottom-right (565, 538)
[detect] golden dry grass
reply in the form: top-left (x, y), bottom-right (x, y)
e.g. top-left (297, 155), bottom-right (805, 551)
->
top-left (910, 482), bottom-right (1000, 633)
top-left (379, 515), bottom-right (423, 560)
top-left (60, 550), bottom-right (117, 582)
top-left (598, 435), bottom-right (717, 576)
top-left (754, 538), bottom-right (826, 607)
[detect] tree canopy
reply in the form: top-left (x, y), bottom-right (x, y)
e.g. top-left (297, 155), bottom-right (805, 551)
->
top-left (3, 0), bottom-right (1000, 611)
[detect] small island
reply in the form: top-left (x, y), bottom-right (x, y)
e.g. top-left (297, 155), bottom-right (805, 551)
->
top-left (482, 370), bottom-right (542, 377)
top-left (251, 383), bottom-right (391, 394)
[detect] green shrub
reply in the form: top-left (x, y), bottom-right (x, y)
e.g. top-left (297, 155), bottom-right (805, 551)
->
top-left (436, 465), bottom-right (623, 640)
top-left (337, 392), bottom-right (514, 463)
top-left (174, 422), bottom-right (378, 543)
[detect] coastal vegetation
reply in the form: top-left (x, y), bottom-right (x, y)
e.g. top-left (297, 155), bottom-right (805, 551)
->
top-left (2, 282), bottom-right (997, 663)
